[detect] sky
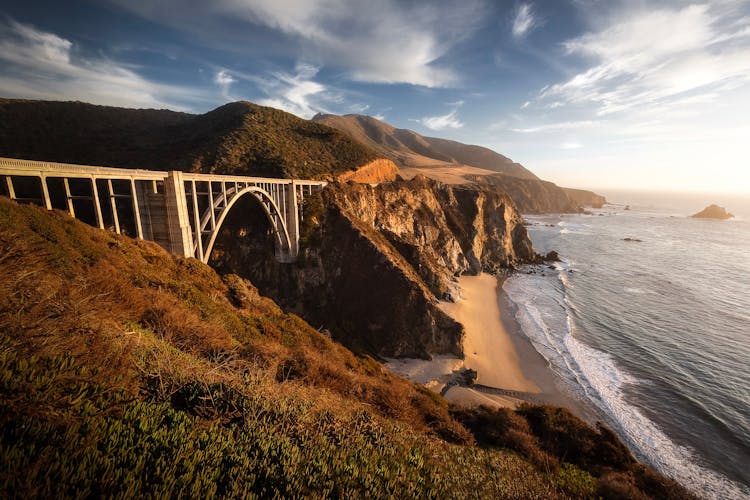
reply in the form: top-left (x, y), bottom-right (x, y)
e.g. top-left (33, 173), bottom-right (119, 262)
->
top-left (1, 0), bottom-right (749, 193)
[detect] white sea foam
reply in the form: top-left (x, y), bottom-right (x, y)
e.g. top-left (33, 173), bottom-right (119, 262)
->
top-left (504, 271), bottom-right (750, 499)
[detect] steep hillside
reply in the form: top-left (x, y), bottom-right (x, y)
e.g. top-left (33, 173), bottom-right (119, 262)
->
top-left (313, 113), bottom-right (537, 179)
top-left (0, 198), bottom-right (692, 498)
top-left (0, 99), bottom-right (379, 179)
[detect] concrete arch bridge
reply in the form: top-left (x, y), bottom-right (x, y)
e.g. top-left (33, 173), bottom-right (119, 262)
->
top-left (0, 157), bottom-right (327, 263)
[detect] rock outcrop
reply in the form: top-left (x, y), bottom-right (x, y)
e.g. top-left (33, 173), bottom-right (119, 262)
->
top-left (562, 187), bottom-right (607, 208)
top-left (209, 176), bottom-right (536, 359)
top-left (336, 158), bottom-right (399, 183)
top-left (690, 204), bottom-right (734, 219)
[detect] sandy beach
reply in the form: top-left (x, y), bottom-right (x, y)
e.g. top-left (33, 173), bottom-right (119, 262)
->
top-left (438, 273), bottom-right (539, 393)
top-left (387, 272), bottom-right (589, 414)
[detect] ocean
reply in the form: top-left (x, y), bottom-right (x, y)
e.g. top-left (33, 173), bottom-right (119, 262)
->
top-left (504, 190), bottom-right (750, 498)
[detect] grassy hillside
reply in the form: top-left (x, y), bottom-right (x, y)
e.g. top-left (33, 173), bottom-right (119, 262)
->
top-left (0, 198), bottom-right (691, 498)
top-left (0, 99), bottom-right (379, 179)
top-left (312, 113), bottom-right (538, 180)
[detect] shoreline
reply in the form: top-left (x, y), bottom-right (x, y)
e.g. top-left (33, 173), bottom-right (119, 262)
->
top-left (496, 274), bottom-right (595, 420)
top-left (387, 272), bottom-right (591, 418)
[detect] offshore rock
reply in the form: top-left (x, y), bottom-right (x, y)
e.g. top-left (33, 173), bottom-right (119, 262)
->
top-left (690, 204), bottom-right (734, 220)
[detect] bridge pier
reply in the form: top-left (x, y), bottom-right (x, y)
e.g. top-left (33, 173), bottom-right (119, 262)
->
top-left (164, 171), bottom-right (194, 258)
top-left (282, 180), bottom-right (300, 261)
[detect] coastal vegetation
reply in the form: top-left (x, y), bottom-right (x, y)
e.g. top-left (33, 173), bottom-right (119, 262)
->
top-left (0, 196), bottom-right (693, 498)
top-left (0, 99), bottom-right (378, 179)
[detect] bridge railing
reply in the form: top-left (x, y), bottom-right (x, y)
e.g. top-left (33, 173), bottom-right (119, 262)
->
top-left (0, 157), bottom-right (167, 180)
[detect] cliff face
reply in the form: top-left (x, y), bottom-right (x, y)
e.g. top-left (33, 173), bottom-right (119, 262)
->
top-left (330, 175), bottom-right (535, 297)
top-left (209, 176), bottom-right (536, 358)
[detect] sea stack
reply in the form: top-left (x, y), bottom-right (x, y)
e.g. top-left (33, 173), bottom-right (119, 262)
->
top-left (690, 204), bottom-right (734, 219)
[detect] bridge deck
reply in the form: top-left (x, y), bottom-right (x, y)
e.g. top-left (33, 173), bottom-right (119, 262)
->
top-left (0, 157), bottom-right (327, 187)
top-left (1, 157), bottom-right (327, 264)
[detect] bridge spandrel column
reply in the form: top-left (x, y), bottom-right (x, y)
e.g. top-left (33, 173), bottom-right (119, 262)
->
top-left (284, 181), bottom-right (300, 258)
top-left (164, 171), bottom-right (194, 258)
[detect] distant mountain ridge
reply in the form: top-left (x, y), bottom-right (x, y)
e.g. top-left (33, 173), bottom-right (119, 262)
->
top-left (0, 99), bottom-right (379, 179)
top-left (312, 113), bottom-right (538, 180)
top-left (313, 113), bottom-right (605, 213)
top-left (0, 98), bottom-right (605, 212)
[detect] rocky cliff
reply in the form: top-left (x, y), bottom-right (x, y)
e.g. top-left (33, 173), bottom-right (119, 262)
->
top-left (209, 176), bottom-right (536, 358)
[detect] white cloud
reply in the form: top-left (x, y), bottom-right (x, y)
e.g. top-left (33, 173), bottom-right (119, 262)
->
top-left (214, 69), bottom-right (236, 99)
top-left (512, 4), bottom-right (540, 40)
top-left (106, 0), bottom-right (485, 88)
top-left (540, 3), bottom-right (750, 115)
top-left (417, 102), bottom-right (464, 131)
top-left (254, 63), bottom-right (329, 119)
top-left (560, 142), bottom-right (582, 149)
top-left (0, 19), bottom-right (203, 109)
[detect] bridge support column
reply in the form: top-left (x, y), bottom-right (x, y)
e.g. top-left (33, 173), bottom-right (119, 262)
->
top-left (284, 181), bottom-right (300, 258)
top-left (164, 171), bottom-right (194, 258)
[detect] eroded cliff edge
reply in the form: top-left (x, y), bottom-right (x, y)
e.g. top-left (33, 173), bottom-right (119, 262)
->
top-left (210, 175), bottom-right (537, 359)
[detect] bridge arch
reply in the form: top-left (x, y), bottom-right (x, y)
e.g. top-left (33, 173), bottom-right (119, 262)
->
top-left (200, 186), bottom-right (294, 264)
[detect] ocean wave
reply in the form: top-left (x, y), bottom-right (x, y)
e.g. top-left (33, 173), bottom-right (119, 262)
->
top-left (503, 271), bottom-right (750, 499)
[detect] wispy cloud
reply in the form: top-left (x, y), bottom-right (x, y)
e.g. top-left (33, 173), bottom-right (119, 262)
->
top-left (512, 3), bottom-right (540, 40)
top-left (416, 101), bottom-right (464, 131)
top-left (560, 142), bottom-right (582, 150)
top-left (253, 62), bottom-right (330, 119)
top-left (106, 0), bottom-right (485, 88)
top-left (0, 18), bottom-right (203, 109)
top-left (511, 120), bottom-right (600, 133)
top-left (540, 3), bottom-right (750, 115)
top-left (348, 103), bottom-right (370, 114)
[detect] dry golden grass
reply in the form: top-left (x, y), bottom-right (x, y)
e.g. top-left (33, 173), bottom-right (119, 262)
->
top-left (0, 198), bottom-right (694, 498)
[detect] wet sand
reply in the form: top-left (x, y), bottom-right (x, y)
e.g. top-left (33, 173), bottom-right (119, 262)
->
top-left (387, 272), bottom-right (591, 416)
